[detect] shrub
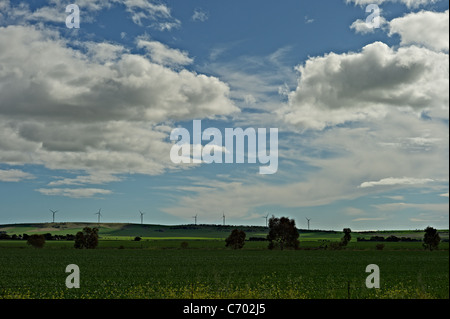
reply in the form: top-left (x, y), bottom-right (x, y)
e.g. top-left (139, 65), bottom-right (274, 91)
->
top-left (376, 243), bottom-right (385, 250)
top-left (341, 228), bottom-right (351, 246)
top-left (74, 227), bottom-right (99, 249)
top-left (225, 229), bottom-right (246, 249)
top-left (27, 234), bottom-right (45, 248)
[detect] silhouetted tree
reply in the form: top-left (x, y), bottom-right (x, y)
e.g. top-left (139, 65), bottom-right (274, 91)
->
top-left (27, 234), bottom-right (45, 248)
top-left (225, 229), bottom-right (246, 249)
top-left (341, 228), bottom-right (352, 246)
top-left (423, 226), bottom-right (440, 251)
top-left (267, 216), bottom-right (299, 250)
top-left (74, 227), bottom-right (99, 249)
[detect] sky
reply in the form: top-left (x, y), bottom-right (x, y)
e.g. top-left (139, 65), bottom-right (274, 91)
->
top-left (0, 0), bottom-right (448, 230)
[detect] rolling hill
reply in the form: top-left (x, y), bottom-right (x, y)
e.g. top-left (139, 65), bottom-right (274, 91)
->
top-left (0, 222), bottom-right (448, 241)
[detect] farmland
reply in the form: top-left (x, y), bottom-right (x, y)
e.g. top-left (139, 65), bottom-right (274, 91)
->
top-left (0, 223), bottom-right (448, 299)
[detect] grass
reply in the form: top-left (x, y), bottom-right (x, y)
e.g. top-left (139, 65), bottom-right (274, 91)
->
top-left (0, 223), bottom-right (448, 299)
top-left (0, 248), bottom-right (447, 299)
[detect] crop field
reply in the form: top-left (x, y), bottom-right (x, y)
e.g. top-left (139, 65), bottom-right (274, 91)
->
top-left (0, 237), bottom-right (448, 299)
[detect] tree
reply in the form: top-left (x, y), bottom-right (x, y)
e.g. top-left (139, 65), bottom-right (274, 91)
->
top-left (74, 227), bottom-right (99, 249)
top-left (267, 216), bottom-right (299, 250)
top-left (341, 228), bottom-right (352, 246)
top-left (423, 226), bottom-right (441, 251)
top-left (27, 234), bottom-right (45, 248)
top-left (225, 229), bottom-right (246, 249)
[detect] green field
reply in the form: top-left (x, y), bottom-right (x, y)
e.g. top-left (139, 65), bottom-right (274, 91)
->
top-left (0, 223), bottom-right (448, 299)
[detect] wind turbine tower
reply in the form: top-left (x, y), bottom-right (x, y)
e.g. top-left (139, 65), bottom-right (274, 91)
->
top-left (95, 208), bottom-right (102, 225)
top-left (263, 213), bottom-right (269, 228)
top-left (222, 212), bottom-right (225, 226)
top-left (193, 214), bottom-right (198, 225)
top-left (49, 209), bottom-right (58, 223)
top-left (140, 211), bottom-right (145, 225)
top-left (305, 217), bottom-right (311, 231)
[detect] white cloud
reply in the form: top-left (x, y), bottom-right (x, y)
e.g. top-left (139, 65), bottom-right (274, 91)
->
top-left (0, 25), bottom-right (238, 180)
top-left (48, 173), bottom-right (123, 186)
top-left (35, 187), bottom-right (113, 198)
top-left (359, 177), bottom-right (434, 188)
top-left (82, 41), bottom-right (128, 63)
top-left (346, 0), bottom-right (439, 8)
top-left (373, 202), bottom-right (448, 212)
top-left (192, 8), bottom-right (209, 22)
top-left (0, 169), bottom-right (35, 182)
top-left (350, 17), bottom-right (387, 34)
top-left (0, 0), bottom-right (180, 29)
top-left (304, 16), bottom-right (314, 24)
top-left (137, 39), bottom-right (193, 67)
top-left (162, 108), bottom-right (448, 222)
top-left (389, 10), bottom-right (449, 52)
top-left (279, 41), bottom-right (448, 130)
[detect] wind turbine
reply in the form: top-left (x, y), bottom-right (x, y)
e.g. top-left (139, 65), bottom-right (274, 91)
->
top-left (222, 212), bottom-right (225, 226)
top-left (193, 214), bottom-right (197, 225)
top-left (263, 213), bottom-right (269, 228)
top-left (95, 208), bottom-right (102, 225)
top-left (139, 210), bottom-right (145, 225)
top-left (49, 209), bottom-right (58, 223)
top-left (305, 217), bottom-right (311, 231)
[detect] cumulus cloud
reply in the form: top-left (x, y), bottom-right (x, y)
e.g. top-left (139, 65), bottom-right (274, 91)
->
top-left (350, 16), bottom-right (387, 34)
top-left (279, 41), bottom-right (448, 130)
top-left (0, 25), bottom-right (238, 188)
top-left (0, 25), bottom-right (237, 122)
top-left (389, 10), bottom-right (449, 52)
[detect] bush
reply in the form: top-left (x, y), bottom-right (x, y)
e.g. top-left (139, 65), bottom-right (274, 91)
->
top-left (376, 243), bottom-right (385, 250)
top-left (74, 227), bottom-right (99, 249)
top-left (225, 229), bottom-right (246, 249)
top-left (27, 234), bottom-right (45, 248)
top-left (341, 228), bottom-right (351, 246)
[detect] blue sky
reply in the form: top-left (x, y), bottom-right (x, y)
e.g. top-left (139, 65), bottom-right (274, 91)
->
top-left (0, 0), bottom-right (448, 230)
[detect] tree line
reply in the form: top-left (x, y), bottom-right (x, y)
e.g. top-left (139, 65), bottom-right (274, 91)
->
top-left (1, 219), bottom-right (443, 251)
top-left (224, 217), bottom-right (442, 251)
